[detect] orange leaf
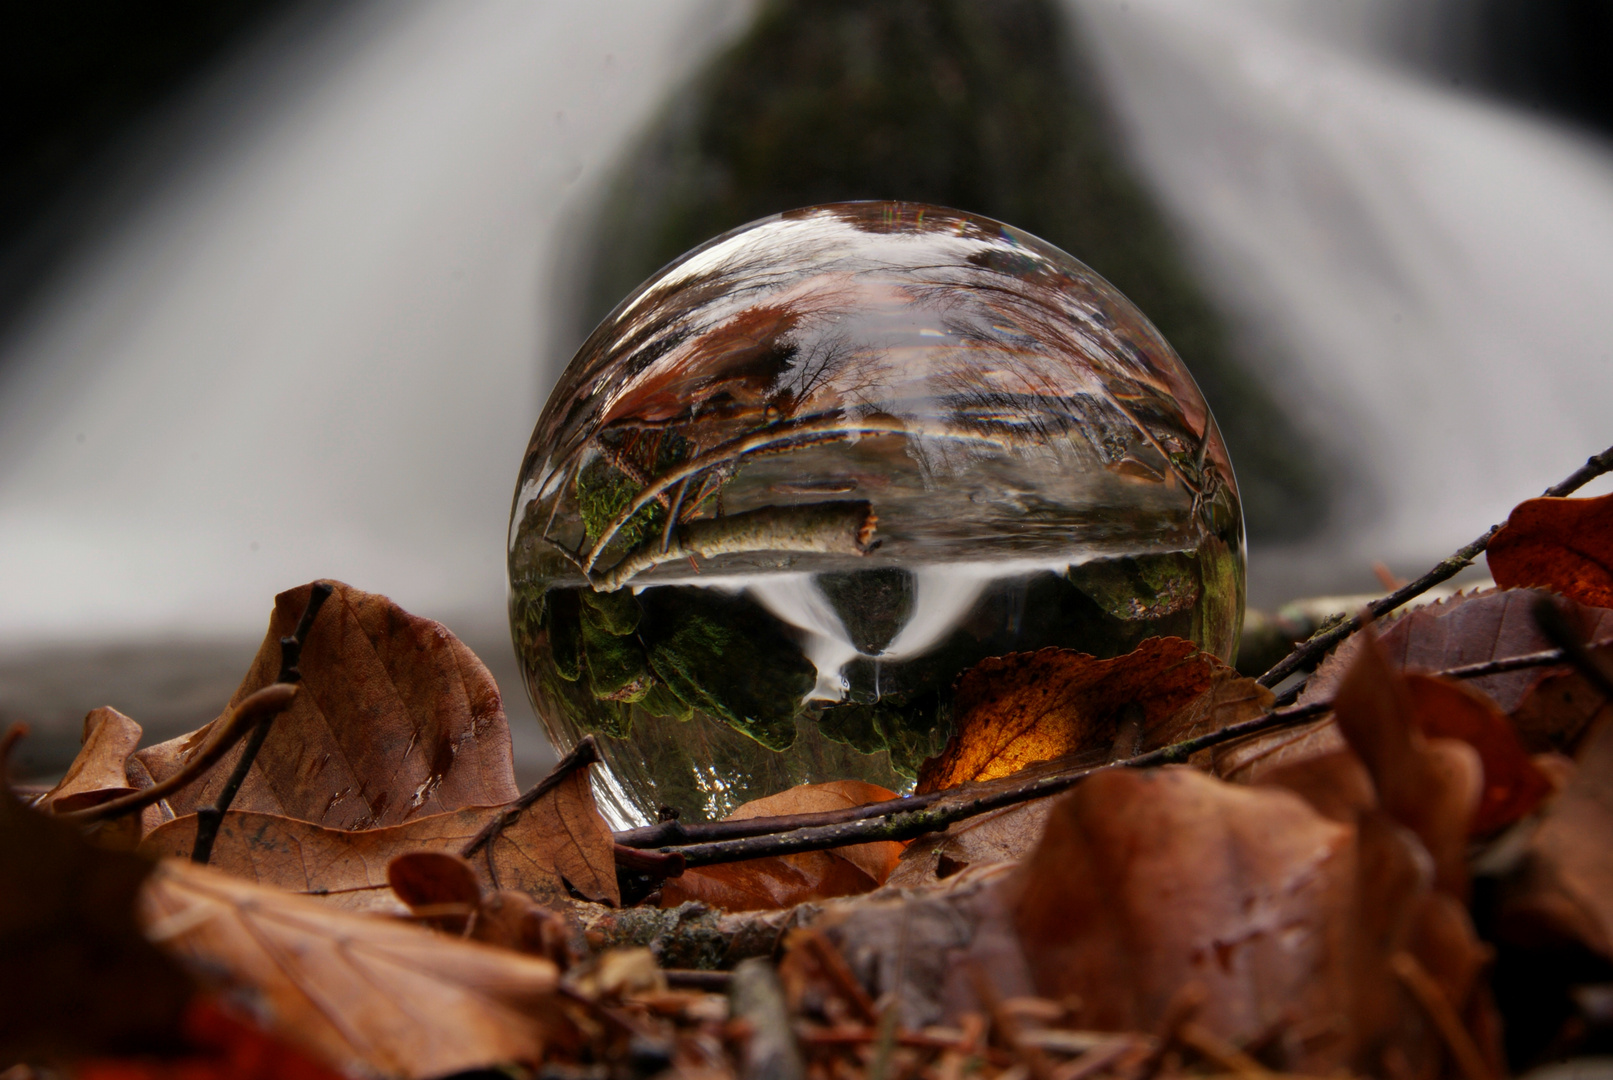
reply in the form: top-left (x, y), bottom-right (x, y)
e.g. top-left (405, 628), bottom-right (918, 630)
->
top-left (134, 581), bottom-right (519, 832)
top-left (1489, 493), bottom-right (1613, 607)
top-left (917, 637), bottom-right (1271, 794)
top-left (38, 706), bottom-right (143, 814)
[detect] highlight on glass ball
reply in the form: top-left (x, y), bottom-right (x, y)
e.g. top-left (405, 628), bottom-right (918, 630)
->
top-left (508, 201), bottom-right (1244, 827)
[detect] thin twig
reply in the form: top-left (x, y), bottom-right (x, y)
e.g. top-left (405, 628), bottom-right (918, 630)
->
top-left (459, 735), bottom-right (600, 859)
top-left (1532, 597), bottom-right (1613, 700)
top-left (0, 723), bottom-right (28, 780)
top-left (62, 683), bottom-right (298, 823)
top-left (191, 582), bottom-right (333, 865)
top-left (1256, 442), bottom-right (1613, 690)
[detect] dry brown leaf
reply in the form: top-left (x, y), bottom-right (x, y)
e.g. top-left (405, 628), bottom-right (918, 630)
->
top-left (1511, 639), bottom-right (1613, 752)
top-left (1501, 714), bottom-right (1613, 959)
top-left (1488, 493), bottom-right (1613, 608)
top-left (139, 768), bottom-right (619, 908)
top-left (885, 800), bottom-right (1056, 889)
top-left (0, 782), bottom-right (194, 1064)
top-left (40, 707), bottom-right (143, 813)
top-left (138, 858), bottom-right (561, 1079)
top-left (660, 780), bottom-right (901, 912)
top-left (1331, 629), bottom-right (1482, 896)
top-left (917, 638), bottom-right (1271, 794)
top-left (1009, 767), bottom-right (1358, 1075)
top-left (134, 580), bottom-right (518, 831)
top-left (1300, 588), bottom-right (1613, 716)
top-left (1405, 673), bottom-right (1554, 834)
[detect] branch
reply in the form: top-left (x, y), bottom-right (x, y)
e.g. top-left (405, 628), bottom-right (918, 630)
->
top-left (62, 684), bottom-right (298, 824)
top-left (593, 500), bottom-right (877, 592)
top-left (191, 582), bottom-right (333, 865)
top-left (580, 413), bottom-right (1001, 573)
top-left (460, 735), bottom-right (600, 859)
top-left (616, 637), bottom-right (1608, 867)
top-left (1256, 442), bottom-right (1613, 690)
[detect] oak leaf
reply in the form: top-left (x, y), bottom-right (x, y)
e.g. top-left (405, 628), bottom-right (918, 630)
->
top-left (138, 858), bottom-right (562, 1080)
top-left (139, 765), bottom-right (619, 908)
top-left (660, 780), bottom-right (902, 911)
top-left (916, 637), bottom-right (1272, 794)
top-left (1488, 493), bottom-right (1613, 608)
top-left (134, 581), bottom-right (519, 831)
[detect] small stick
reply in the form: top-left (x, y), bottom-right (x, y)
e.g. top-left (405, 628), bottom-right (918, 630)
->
top-left (459, 735), bottom-right (600, 859)
top-left (62, 684), bottom-right (298, 823)
top-left (1175, 1021), bottom-right (1271, 1077)
top-left (612, 637), bottom-right (1605, 863)
top-left (613, 843), bottom-right (686, 878)
top-left (1257, 442), bottom-right (1613, 690)
top-left (1390, 952), bottom-right (1497, 1080)
top-left (191, 582), bottom-right (333, 865)
top-left (798, 929), bottom-right (880, 1025)
top-left (970, 963), bottom-right (1055, 1080)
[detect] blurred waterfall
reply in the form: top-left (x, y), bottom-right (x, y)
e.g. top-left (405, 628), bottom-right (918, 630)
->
top-left (3, 0), bottom-right (1612, 772)
top-left (1069, 0), bottom-right (1613, 602)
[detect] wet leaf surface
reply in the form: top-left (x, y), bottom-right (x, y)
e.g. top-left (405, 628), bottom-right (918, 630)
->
top-left (134, 581), bottom-right (518, 831)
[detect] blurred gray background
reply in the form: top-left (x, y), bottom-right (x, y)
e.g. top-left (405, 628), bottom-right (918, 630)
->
top-left (4, 0), bottom-right (1612, 782)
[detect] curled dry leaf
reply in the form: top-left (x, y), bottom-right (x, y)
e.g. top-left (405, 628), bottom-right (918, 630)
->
top-left (140, 764), bottom-right (620, 908)
top-left (917, 637), bottom-right (1272, 794)
top-left (1404, 673), bottom-right (1554, 834)
top-left (661, 781), bottom-right (902, 911)
top-left (1009, 767), bottom-right (1358, 1075)
top-left (1330, 629), bottom-right (1482, 896)
top-left (139, 858), bottom-right (562, 1080)
top-left (1488, 493), bottom-right (1613, 608)
top-left (135, 580), bottom-right (518, 831)
top-left (38, 707), bottom-right (143, 813)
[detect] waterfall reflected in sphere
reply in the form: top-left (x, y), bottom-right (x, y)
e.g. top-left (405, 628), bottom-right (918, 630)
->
top-left (508, 202), bottom-right (1245, 827)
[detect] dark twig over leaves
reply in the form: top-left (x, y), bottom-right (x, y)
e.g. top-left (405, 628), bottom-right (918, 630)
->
top-left (460, 735), bottom-right (600, 860)
top-left (1257, 442), bottom-right (1613, 693)
top-left (191, 581), bottom-right (333, 865)
top-left (618, 638), bottom-right (1610, 870)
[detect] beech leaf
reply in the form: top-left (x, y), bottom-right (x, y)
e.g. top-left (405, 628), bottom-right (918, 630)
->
top-left (134, 581), bottom-right (519, 831)
top-left (39, 706), bottom-right (144, 814)
top-left (1488, 493), bottom-right (1613, 608)
top-left (917, 637), bottom-right (1271, 794)
top-left (660, 780), bottom-right (901, 911)
top-left (138, 858), bottom-right (561, 1080)
top-left (139, 767), bottom-right (620, 908)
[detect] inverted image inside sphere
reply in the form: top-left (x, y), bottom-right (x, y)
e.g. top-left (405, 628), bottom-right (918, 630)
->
top-left (510, 201), bottom-right (1244, 826)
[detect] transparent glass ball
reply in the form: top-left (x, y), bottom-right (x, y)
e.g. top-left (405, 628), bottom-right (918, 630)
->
top-left (509, 202), bottom-right (1244, 827)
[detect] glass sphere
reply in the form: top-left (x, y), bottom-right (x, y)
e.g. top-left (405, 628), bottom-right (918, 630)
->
top-left (509, 202), bottom-right (1244, 827)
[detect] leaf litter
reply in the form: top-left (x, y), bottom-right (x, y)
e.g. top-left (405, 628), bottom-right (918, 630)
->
top-left (5, 487), bottom-right (1613, 1077)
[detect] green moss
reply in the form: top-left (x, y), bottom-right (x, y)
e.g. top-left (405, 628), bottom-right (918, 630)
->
top-left (574, 457), bottom-right (664, 551)
top-left (640, 587), bottom-right (813, 752)
top-left (1067, 552), bottom-right (1200, 622)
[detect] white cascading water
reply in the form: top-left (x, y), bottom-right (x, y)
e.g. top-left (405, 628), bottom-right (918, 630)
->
top-left (2, 0), bottom-right (1612, 762)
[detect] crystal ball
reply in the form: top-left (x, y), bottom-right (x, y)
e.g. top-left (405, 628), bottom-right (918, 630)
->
top-left (509, 202), bottom-right (1244, 826)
